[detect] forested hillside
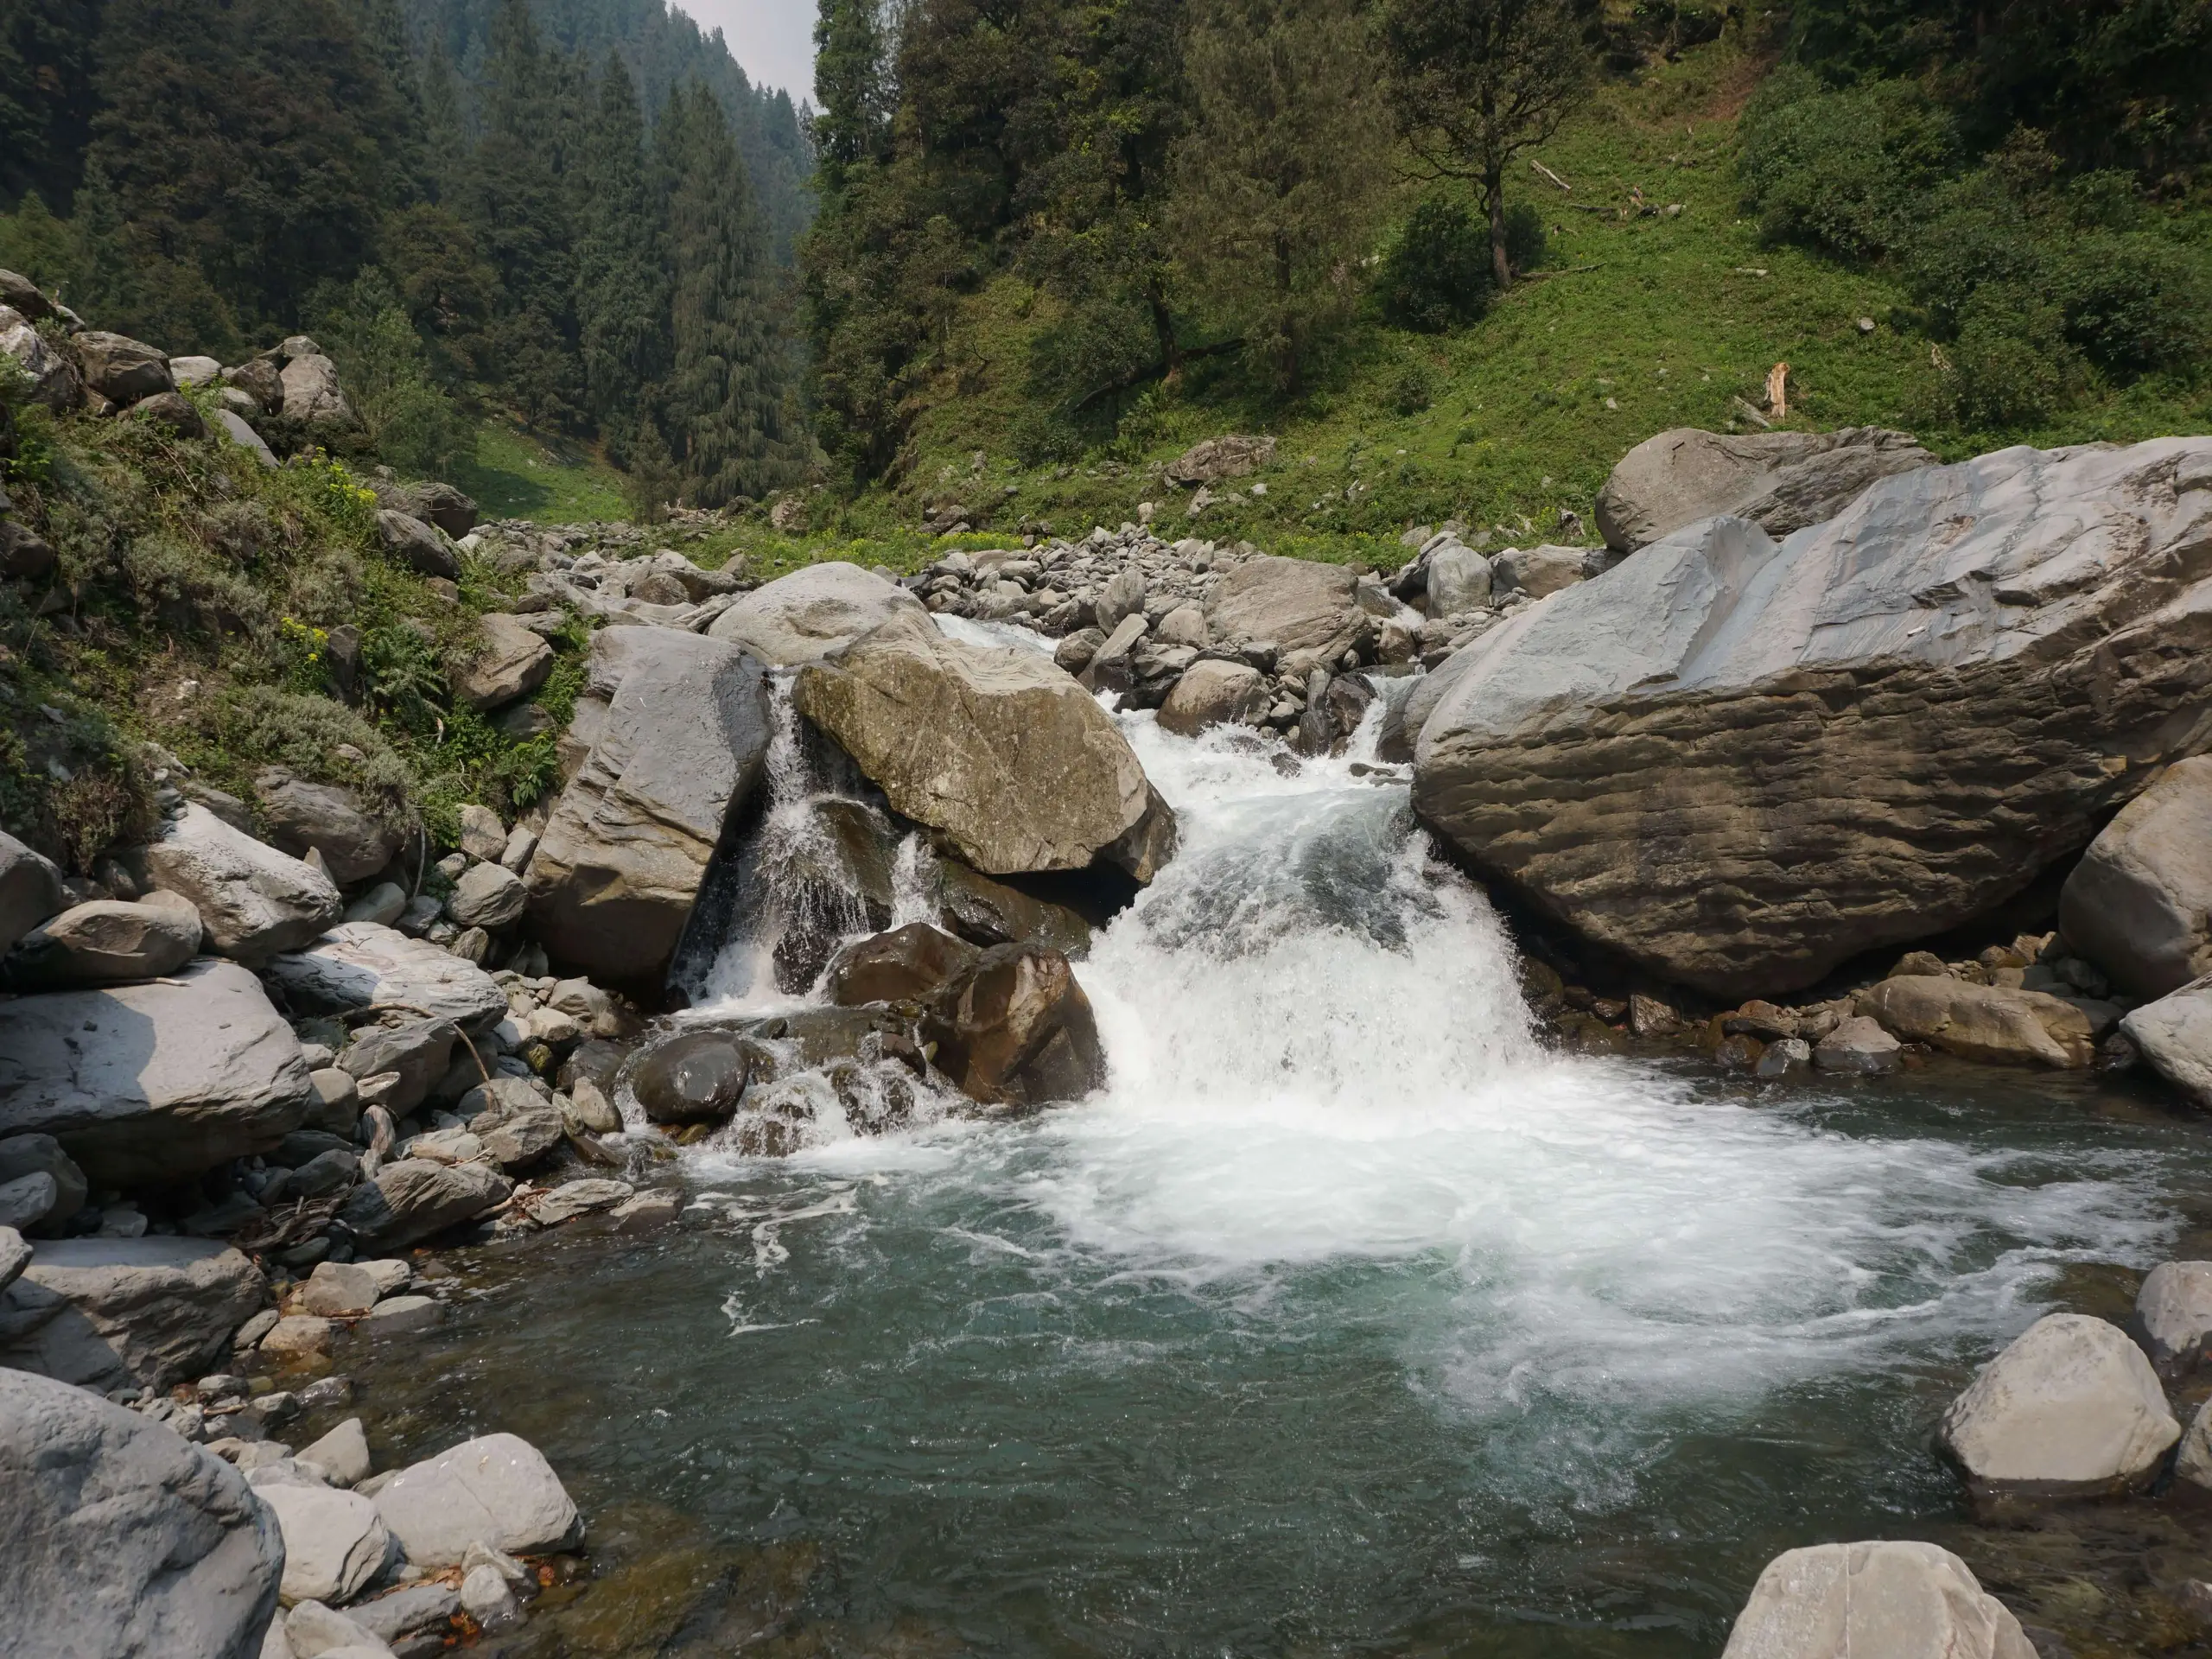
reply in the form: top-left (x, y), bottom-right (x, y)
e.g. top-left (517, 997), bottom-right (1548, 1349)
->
top-left (797, 0), bottom-right (2209, 553)
top-left (0, 0), bottom-right (809, 505)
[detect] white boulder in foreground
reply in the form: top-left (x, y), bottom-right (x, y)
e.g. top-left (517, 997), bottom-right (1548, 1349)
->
top-left (260, 1483), bottom-right (392, 1607)
top-left (0, 1368), bottom-right (282, 1657)
top-left (372, 1432), bottom-right (581, 1566)
top-left (1720, 1540), bottom-right (2033, 1659)
top-left (1936, 1313), bottom-right (2178, 1493)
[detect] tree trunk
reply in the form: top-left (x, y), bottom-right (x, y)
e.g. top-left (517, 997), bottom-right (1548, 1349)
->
top-left (1147, 280), bottom-right (1181, 379)
top-left (1486, 162), bottom-right (1511, 290)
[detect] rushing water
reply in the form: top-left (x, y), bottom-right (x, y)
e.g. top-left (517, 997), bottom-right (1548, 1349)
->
top-left (344, 627), bottom-right (2212, 1656)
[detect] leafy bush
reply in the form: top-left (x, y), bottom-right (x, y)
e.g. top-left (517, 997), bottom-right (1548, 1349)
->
top-left (315, 271), bottom-right (467, 477)
top-left (1739, 67), bottom-right (1959, 260)
top-left (1378, 200), bottom-right (1494, 332)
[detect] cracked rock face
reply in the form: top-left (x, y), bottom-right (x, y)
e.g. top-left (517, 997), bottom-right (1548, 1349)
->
top-left (794, 610), bottom-right (1163, 878)
top-left (1414, 438), bottom-right (2212, 998)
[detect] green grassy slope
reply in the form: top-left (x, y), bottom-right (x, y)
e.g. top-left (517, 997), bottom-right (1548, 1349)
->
top-left (720, 32), bottom-right (2209, 577)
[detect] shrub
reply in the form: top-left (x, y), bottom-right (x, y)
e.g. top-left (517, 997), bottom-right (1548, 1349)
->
top-left (1739, 67), bottom-right (1960, 260)
top-left (1378, 200), bottom-right (1494, 332)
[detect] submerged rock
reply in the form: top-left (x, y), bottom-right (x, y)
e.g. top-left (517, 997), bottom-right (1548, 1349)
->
top-left (795, 611), bottom-right (1169, 879)
top-left (1719, 1539), bottom-right (2033, 1659)
top-left (0, 1368), bottom-right (283, 1658)
top-left (1936, 1313), bottom-right (2178, 1495)
top-left (1414, 439), bottom-right (2212, 998)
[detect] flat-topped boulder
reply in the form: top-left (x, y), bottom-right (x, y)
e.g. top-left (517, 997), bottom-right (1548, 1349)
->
top-left (707, 561), bottom-right (927, 665)
top-left (1203, 555), bottom-right (1363, 667)
top-left (3, 897), bottom-right (200, 988)
top-left (0, 959), bottom-right (313, 1186)
top-left (795, 611), bottom-right (1173, 879)
top-left (1414, 438), bottom-right (2212, 998)
top-left (265, 921), bottom-right (507, 1030)
top-left (338, 1158), bottom-right (511, 1251)
top-left (0, 1236), bottom-right (267, 1389)
top-left (1597, 425), bottom-right (1937, 553)
top-left (0, 1369), bottom-right (283, 1658)
top-left (120, 802), bottom-right (341, 964)
top-left (1856, 976), bottom-right (2101, 1069)
top-left (525, 633), bottom-right (771, 985)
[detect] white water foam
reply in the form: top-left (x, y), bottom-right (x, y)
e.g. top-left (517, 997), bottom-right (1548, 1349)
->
top-left (673, 630), bottom-right (2172, 1457)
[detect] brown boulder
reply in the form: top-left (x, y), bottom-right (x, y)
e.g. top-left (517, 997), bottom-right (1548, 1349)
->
top-left (922, 944), bottom-right (1105, 1107)
top-left (828, 924), bottom-right (980, 1007)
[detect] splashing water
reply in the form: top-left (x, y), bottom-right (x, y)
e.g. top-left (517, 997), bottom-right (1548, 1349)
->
top-left (520, 621), bottom-right (2208, 1652)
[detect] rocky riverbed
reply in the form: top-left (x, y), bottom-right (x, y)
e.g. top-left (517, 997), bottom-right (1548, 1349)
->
top-left (9, 291), bottom-right (2212, 1658)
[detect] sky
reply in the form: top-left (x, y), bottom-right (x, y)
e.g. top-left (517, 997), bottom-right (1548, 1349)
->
top-left (682, 0), bottom-right (818, 101)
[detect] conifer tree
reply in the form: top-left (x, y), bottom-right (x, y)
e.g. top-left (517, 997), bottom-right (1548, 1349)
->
top-left (812, 0), bottom-right (889, 188)
top-left (575, 52), bottom-right (671, 460)
top-left (1166, 0), bottom-right (1390, 391)
top-left (659, 80), bottom-right (799, 505)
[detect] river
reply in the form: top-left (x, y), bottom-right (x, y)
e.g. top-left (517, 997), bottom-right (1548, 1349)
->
top-left (343, 629), bottom-right (2212, 1656)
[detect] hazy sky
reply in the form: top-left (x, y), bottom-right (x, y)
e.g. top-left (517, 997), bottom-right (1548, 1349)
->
top-left (681, 0), bottom-right (817, 101)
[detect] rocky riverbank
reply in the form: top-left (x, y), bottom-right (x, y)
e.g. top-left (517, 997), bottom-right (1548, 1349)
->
top-left (11, 257), bottom-right (2212, 1656)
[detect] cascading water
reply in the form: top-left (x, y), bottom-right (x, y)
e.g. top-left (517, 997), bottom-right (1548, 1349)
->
top-left (354, 614), bottom-right (2212, 1655)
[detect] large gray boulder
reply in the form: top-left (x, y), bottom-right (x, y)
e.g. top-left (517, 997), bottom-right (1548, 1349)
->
top-left (0, 959), bottom-right (314, 1187)
top-left (1719, 1541), bottom-right (2033, 1659)
top-left (707, 561), bottom-right (928, 665)
top-left (795, 611), bottom-right (1171, 879)
top-left (1936, 1313), bottom-right (2179, 1495)
top-left (0, 303), bottom-right (83, 411)
top-left (1414, 439), bottom-right (2212, 998)
top-left (1204, 555), bottom-right (1363, 666)
top-left (1157, 660), bottom-right (1268, 737)
top-left (1423, 543), bottom-right (1492, 617)
top-left (450, 613), bottom-right (553, 712)
top-left (524, 632), bottom-right (771, 985)
top-left (372, 1433), bottom-right (581, 1567)
top-left (446, 861), bottom-right (524, 930)
top-left (122, 802), bottom-right (342, 964)
top-left (1596, 425), bottom-right (1937, 554)
top-left (0, 1236), bottom-right (267, 1389)
top-left (2120, 976), bottom-right (2212, 1108)
top-left (0, 1369), bottom-right (283, 1658)
top-left (74, 330), bottom-right (175, 405)
top-left (254, 770), bottom-right (400, 887)
top-left (2060, 755), bottom-right (2212, 998)
top-left (279, 352), bottom-right (353, 429)
top-left (337, 1159), bottom-right (511, 1251)
top-left (1, 827), bottom-right (67, 956)
top-left (264, 921), bottom-right (506, 1031)
top-left (3, 898), bottom-right (202, 988)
